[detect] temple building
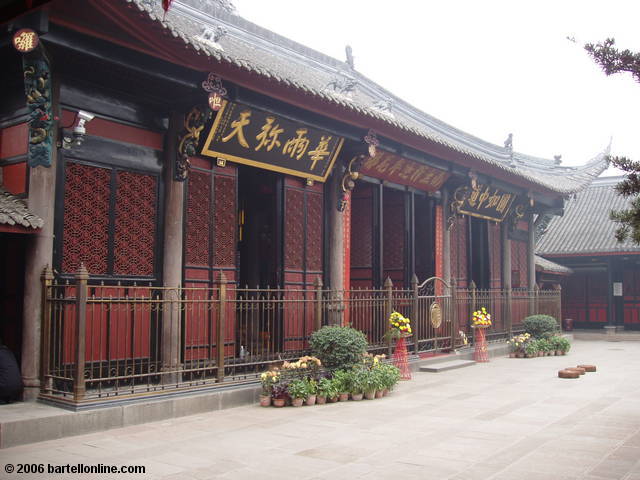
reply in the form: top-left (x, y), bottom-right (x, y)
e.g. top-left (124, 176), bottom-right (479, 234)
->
top-left (537, 176), bottom-right (640, 330)
top-left (0, 0), bottom-right (608, 404)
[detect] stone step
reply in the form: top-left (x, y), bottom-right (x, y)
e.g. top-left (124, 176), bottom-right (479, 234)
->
top-left (419, 360), bottom-right (476, 373)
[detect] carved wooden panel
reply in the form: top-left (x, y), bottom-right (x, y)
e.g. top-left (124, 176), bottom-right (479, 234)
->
top-left (213, 175), bottom-right (237, 267)
top-left (383, 190), bottom-right (404, 269)
top-left (62, 162), bottom-right (111, 274)
top-left (306, 191), bottom-right (323, 271)
top-left (489, 223), bottom-right (501, 289)
top-left (113, 171), bottom-right (157, 276)
top-left (185, 170), bottom-right (211, 266)
top-left (284, 188), bottom-right (304, 270)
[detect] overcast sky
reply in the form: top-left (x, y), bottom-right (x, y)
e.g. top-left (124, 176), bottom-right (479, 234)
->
top-left (232, 0), bottom-right (640, 176)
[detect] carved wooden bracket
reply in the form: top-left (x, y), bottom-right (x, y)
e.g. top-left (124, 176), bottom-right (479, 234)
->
top-left (175, 106), bottom-right (212, 181)
top-left (337, 130), bottom-right (379, 212)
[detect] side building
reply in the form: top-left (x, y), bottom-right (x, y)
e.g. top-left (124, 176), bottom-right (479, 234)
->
top-left (0, 0), bottom-right (607, 405)
top-left (537, 176), bottom-right (640, 330)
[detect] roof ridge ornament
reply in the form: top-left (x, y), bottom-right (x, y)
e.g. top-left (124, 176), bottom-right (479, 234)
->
top-left (325, 72), bottom-right (358, 98)
top-left (195, 25), bottom-right (227, 51)
top-left (554, 155), bottom-right (562, 165)
top-left (504, 133), bottom-right (515, 167)
top-left (345, 45), bottom-right (355, 69)
top-left (372, 97), bottom-right (394, 117)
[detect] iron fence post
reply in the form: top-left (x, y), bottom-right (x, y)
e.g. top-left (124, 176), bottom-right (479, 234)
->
top-left (217, 271), bottom-right (227, 383)
top-left (469, 280), bottom-right (477, 345)
top-left (73, 264), bottom-right (88, 402)
top-left (506, 287), bottom-right (513, 338)
top-left (314, 276), bottom-right (323, 331)
top-left (451, 284), bottom-right (458, 349)
top-left (384, 277), bottom-right (393, 356)
top-left (40, 265), bottom-right (54, 395)
top-left (411, 274), bottom-right (419, 354)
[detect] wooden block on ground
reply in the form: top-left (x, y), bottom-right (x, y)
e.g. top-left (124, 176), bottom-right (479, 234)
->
top-left (558, 369), bottom-right (580, 379)
top-left (577, 364), bottom-right (596, 372)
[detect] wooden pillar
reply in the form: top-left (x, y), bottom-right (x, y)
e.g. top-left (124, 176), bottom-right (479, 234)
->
top-left (375, 183), bottom-right (384, 288)
top-left (161, 112), bottom-right (184, 382)
top-left (441, 187), bottom-right (451, 291)
top-left (501, 222), bottom-right (512, 335)
top-left (527, 215), bottom-right (536, 290)
top-left (607, 257), bottom-right (616, 327)
top-left (328, 170), bottom-right (345, 325)
top-left (21, 142), bottom-right (58, 401)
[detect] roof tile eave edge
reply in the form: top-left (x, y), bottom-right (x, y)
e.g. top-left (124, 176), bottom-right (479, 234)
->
top-left (132, 2), bottom-right (608, 196)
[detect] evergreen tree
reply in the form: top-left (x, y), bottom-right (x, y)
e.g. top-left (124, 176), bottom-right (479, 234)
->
top-left (585, 38), bottom-right (640, 244)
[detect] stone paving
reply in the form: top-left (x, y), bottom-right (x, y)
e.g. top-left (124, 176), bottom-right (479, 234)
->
top-left (0, 339), bottom-right (639, 480)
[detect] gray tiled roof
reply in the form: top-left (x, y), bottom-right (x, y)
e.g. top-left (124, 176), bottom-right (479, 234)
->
top-left (536, 177), bottom-right (640, 255)
top-left (125, 0), bottom-right (608, 194)
top-left (534, 255), bottom-right (572, 275)
top-left (0, 187), bottom-right (44, 229)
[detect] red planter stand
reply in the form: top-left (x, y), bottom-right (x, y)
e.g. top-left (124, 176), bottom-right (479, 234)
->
top-left (393, 336), bottom-right (412, 380)
top-left (474, 327), bottom-right (489, 363)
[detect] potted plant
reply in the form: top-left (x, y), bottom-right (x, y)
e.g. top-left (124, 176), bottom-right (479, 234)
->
top-left (287, 379), bottom-right (308, 407)
top-left (557, 336), bottom-right (571, 355)
top-left (537, 338), bottom-right (552, 356)
top-left (316, 377), bottom-right (337, 405)
top-left (350, 370), bottom-right (364, 401)
top-left (373, 368), bottom-right (385, 398)
top-left (508, 333), bottom-right (531, 358)
top-left (271, 384), bottom-right (288, 408)
top-left (309, 326), bottom-right (368, 371)
top-left (305, 379), bottom-right (318, 406)
top-left (332, 370), bottom-right (351, 402)
top-left (327, 378), bottom-right (340, 402)
top-left (361, 369), bottom-right (377, 400)
top-left (524, 341), bottom-right (538, 358)
top-left (377, 363), bottom-right (398, 395)
top-left (259, 370), bottom-right (279, 407)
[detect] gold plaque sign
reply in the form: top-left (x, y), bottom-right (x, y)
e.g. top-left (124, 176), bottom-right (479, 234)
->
top-left (430, 302), bottom-right (442, 329)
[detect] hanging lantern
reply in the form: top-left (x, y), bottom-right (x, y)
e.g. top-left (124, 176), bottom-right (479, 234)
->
top-left (202, 73), bottom-right (227, 111)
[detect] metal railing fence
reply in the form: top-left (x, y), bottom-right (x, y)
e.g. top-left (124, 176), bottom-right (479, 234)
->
top-left (40, 267), bottom-right (560, 406)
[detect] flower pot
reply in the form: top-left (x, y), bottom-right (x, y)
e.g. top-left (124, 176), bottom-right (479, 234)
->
top-left (306, 395), bottom-right (317, 406)
top-left (260, 395), bottom-right (271, 407)
top-left (273, 398), bottom-right (286, 408)
top-left (291, 398), bottom-right (304, 407)
top-left (375, 390), bottom-right (384, 399)
top-left (351, 393), bottom-right (364, 401)
top-left (382, 388), bottom-right (389, 396)
top-left (338, 393), bottom-right (349, 402)
top-left (364, 391), bottom-right (375, 400)
top-left (328, 396), bottom-right (338, 403)
top-left (516, 352), bottom-right (525, 358)
top-left (508, 353), bottom-right (516, 358)
top-left (316, 395), bottom-right (327, 405)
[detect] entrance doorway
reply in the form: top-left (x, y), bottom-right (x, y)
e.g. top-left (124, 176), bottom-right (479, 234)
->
top-left (236, 166), bottom-right (281, 357)
top-left (0, 234), bottom-right (25, 363)
top-left (237, 166), bottom-right (280, 289)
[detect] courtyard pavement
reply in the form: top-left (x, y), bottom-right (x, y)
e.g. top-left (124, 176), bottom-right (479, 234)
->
top-left (0, 339), bottom-right (639, 480)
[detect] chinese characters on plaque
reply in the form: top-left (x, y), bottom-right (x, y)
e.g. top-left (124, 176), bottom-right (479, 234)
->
top-left (200, 100), bottom-right (344, 182)
top-left (456, 183), bottom-right (515, 221)
top-left (360, 152), bottom-right (449, 192)
top-left (12, 29), bottom-right (39, 53)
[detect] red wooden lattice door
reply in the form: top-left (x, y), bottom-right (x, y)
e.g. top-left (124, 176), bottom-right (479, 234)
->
top-left (60, 161), bottom-right (160, 365)
top-left (282, 177), bottom-right (324, 352)
top-left (183, 158), bottom-right (237, 363)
